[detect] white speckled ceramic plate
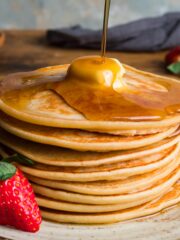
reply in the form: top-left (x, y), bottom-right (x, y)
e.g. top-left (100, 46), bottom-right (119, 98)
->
top-left (0, 206), bottom-right (179, 240)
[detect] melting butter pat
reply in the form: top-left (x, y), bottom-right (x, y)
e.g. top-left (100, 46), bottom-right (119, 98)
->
top-left (66, 55), bottom-right (126, 92)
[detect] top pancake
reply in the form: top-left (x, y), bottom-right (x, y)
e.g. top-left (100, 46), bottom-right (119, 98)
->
top-left (1, 64), bottom-right (180, 131)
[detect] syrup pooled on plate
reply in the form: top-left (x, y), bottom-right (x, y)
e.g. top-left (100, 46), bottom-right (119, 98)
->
top-left (52, 55), bottom-right (180, 121)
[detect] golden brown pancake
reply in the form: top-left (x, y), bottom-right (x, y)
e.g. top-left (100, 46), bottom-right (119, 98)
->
top-left (0, 111), bottom-right (178, 152)
top-left (90, 127), bottom-right (172, 136)
top-left (1, 64), bottom-right (180, 131)
top-left (32, 167), bottom-right (180, 206)
top-left (40, 181), bottom-right (180, 224)
top-left (30, 146), bottom-right (175, 173)
top-left (1, 62), bottom-right (180, 225)
top-left (0, 128), bottom-right (179, 167)
top-left (27, 156), bottom-right (180, 195)
top-left (17, 144), bottom-right (180, 181)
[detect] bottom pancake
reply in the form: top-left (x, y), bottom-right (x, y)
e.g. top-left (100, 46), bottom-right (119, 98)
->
top-left (40, 181), bottom-right (180, 224)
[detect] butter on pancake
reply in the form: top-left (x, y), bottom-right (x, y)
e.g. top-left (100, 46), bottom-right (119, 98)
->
top-left (0, 55), bottom-right (180, 224)
top-left (1, 62), bottom-right (180, 131)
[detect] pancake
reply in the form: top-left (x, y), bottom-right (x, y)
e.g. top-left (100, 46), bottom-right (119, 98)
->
top-left (1, 62), bottom-right (180, 225)
top-left (0, 128), bottom-right (179, 166)
top-left (1, 64), bottom-right (180, 131)
top-left (31, 145), bottom-right (175, 172)
top-left (37, 195), bottom-right (159, 213)
top-left (0, 112), bottom-right (178, 152)
top-left (32, 167), bottom-right (180, 206)
top-left (91, 127), bottom-right (171, 136)
top-left (18, 144), bottom-right (180, 181)
top-left (40, 180), bottom-right (180, 224)
top-left (26, 156), bottom-right (180, 195)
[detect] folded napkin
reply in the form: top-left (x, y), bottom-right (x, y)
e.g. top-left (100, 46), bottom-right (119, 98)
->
top-left (47, 12), bottom-right (180, 52)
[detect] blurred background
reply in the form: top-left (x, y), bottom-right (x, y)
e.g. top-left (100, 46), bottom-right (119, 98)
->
top-left (0, 0), bottom-right (180, 29)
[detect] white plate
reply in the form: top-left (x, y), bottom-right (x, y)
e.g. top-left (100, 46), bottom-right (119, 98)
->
top-left (0, 206), bottom-right (180, 240)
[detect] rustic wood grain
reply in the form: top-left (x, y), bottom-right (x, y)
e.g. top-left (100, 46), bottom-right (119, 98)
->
top-left (0, 32), bottom-right (5, 48)
top-left (0, 30), bottom-right (179, 81)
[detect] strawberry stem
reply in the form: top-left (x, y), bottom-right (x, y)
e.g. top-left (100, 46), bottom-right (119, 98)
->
top-left (0, 162), bottom-right (16, 180)
top-left (2, 154), bottom-right (35, 166)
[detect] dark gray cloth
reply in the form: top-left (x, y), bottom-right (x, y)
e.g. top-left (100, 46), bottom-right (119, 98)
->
top-left (47, 12), bottom-right (180, 52)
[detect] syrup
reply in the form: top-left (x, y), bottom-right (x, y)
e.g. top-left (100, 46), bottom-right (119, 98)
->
top-left (50, 0), bottom-right (180, 121)
top-left (1, 0), bottom-right (180, 122)
top-left (101, 0), bottom-right (111, 59)
top-left (52, 60), bottom-right (180, 121)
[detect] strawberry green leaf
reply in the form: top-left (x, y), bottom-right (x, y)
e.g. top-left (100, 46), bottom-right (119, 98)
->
top-left (2, 154), bottom-right (34, 166)
top-left (16, 154), bottom-right (35, 166)
top-left (167, 62), bottom-right (180, 74)
top-left (0, 162), bottom-right (16, 180)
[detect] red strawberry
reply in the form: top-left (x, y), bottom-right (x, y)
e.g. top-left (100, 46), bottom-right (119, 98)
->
top-left (0, 162), bottom-right (42, 232)
top-left (165, 46), bottom-right (180, 66)
top-left (165, 46), bottom-right (180, 75)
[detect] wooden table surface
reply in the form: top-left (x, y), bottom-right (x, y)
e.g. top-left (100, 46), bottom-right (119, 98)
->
top-left (0, 30), bottom-right (179, 240)
top-left (0, 30), bottom-right (179, 80)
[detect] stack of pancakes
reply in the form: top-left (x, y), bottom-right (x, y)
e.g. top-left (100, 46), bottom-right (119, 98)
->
top-left (0, 65), bottom-right (180, 224)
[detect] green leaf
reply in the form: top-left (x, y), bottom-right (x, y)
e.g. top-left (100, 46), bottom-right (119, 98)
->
top-left (16, 154), bottom-right (35, 166)
top-left (2, 154), bottom-right (34, 166)
top-left (167, 62), bottom-right (180, 74)
top-left (0, 162), bottom-right (16, 180)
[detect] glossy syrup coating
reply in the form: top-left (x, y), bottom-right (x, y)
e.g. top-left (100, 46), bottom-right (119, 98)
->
top-left (2, 56), bottom-right (180, 122)
top-left (53, 56), bottom-right (180, 121)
